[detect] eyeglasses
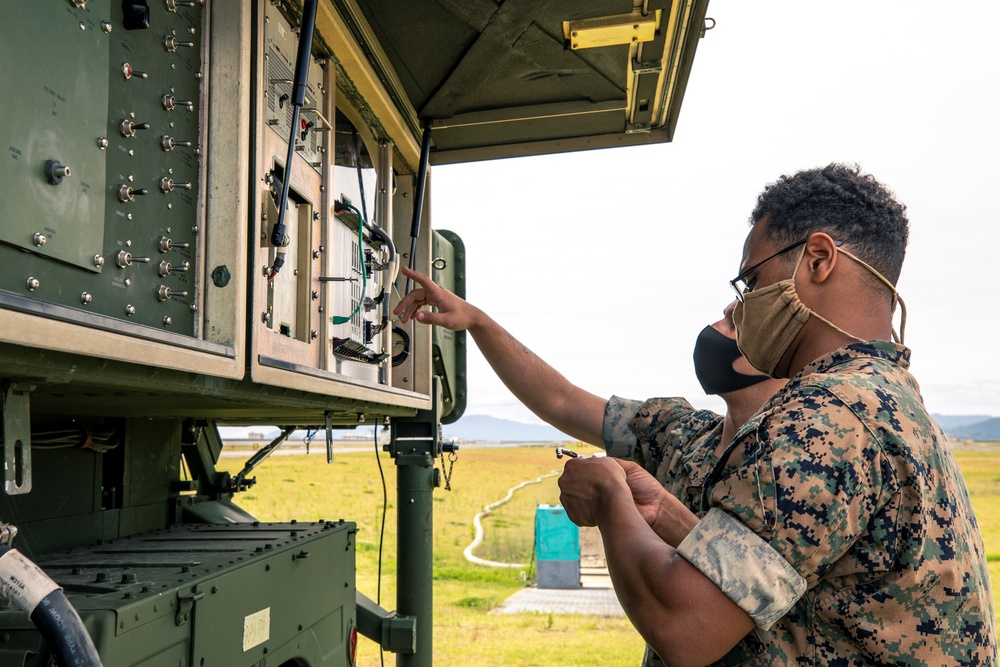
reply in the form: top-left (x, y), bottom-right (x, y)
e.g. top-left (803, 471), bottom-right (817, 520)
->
top-left (729, 238), bottom-right (842, 302)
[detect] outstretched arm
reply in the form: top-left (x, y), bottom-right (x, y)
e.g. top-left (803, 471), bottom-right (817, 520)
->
top-left (394, 266), bottom-right (606, 445)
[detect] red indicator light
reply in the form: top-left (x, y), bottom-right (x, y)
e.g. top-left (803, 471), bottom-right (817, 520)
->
top-left (348, 623), bottom-right (358, 665)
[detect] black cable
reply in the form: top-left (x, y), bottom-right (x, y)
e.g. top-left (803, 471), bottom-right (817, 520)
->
top-left (31, 590), bottom-right (103, 666)
top-left (353, 129), bottom-right (369, 224)
top-left (0, 544), bottom-right (102, 666)
top-left (368, 224), bottom-right (396, 335)
top-left (267, 0), bottom-right (319, 278)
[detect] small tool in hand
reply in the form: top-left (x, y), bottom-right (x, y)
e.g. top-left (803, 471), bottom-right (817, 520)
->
top-left (555, 447), bottom-right (579, 459)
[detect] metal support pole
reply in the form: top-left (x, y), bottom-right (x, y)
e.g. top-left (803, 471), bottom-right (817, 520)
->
top-left (388, 377), bottom-right (443, 667)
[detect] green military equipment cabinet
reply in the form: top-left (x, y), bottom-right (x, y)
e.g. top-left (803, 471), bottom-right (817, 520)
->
top-left (0, 0), bottom-right (708, 663)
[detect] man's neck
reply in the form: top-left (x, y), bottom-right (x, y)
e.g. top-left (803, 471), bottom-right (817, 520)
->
top-left (716, 381), bottom-right (784, 456)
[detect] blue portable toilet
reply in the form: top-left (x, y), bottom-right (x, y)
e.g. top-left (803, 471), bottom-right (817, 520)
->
top-left (535, 504), bottom-right (581, 589)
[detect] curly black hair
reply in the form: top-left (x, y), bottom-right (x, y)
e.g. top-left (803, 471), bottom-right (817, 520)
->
top-left (750, 163), bottom-right (909, 285)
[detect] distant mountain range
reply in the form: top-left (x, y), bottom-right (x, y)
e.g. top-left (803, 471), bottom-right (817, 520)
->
top-left (219, 413), bottom-right (1000, 444)
top-left (935, 415), bottom-right (1000, 441)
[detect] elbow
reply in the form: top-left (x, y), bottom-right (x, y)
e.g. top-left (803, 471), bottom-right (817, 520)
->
top-left (644, 632), bottom-right (711, 667)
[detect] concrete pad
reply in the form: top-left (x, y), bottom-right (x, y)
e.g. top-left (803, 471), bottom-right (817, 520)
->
top-left (493, 585), bottom-right (625, 617)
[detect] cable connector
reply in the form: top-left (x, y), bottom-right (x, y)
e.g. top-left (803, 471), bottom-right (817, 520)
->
top-left (267, 252), bottom-right (286, 280)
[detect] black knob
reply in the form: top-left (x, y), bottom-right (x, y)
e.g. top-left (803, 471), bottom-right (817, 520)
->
top-left (122, 1), bottom-right (151, 31)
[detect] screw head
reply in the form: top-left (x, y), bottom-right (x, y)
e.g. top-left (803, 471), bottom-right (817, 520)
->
top-left (80, 292), bottom-right (92, 304)
top-left (26, 277), bottom-right (40, 291)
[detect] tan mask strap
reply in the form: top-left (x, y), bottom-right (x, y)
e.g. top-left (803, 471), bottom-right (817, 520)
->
top-left (838, 248), bottom-right (906, 345)
top-left (789, 243), bottom-right (866, 345)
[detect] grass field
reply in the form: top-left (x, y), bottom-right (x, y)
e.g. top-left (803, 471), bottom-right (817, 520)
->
top-left (219, 441), bottom-right (1000, 666)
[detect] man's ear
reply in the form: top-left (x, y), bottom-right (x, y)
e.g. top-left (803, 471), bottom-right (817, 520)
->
top-left (803, 232), bottom-right (839, 284)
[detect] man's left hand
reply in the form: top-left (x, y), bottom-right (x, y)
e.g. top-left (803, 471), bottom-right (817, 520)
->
top-left (557, 456), bottom-right (629, 527)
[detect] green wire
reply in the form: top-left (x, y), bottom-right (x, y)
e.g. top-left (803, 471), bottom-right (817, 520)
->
top-left (332, 202), bottom-right (367, 326)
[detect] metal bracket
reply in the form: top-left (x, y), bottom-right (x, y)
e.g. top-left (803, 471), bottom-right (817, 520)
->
top-left (1, 381), bottom-right (31, 495)
top-left (176, 587), bottom-right (204, 626)
top-left (356, 592), bottom-right (417, 654)
top-left (325, 411), bottom-right (334, 464)
top-left (631, 58), bottom-right (662, 74)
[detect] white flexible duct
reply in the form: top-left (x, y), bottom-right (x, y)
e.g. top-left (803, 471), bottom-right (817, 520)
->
top-left (463, 470), bottom-right (561, 568)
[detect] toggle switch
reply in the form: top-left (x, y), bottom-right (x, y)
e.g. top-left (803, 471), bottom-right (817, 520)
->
top-left (158, 236), bottom-right (191, 252)
top-left (161, 94), bottom-right (194, 112)
top-left (159, 177), bottom-right (193, 193)
top-left (116, 251), bottom-right (151, 268)
top-left (160, 136), bottom-right (193, 152)
top-left (121, 63), bottom-right (148, 80)
top-left (157, 285), bottom-right (189, 301)
top-left (118, 184), bottom-right (149, 202)
top-left (157, 260), bottom-right (190, 277)
top-left (165, 0), bottom-right (200, 11)
top-left (163, 35), bottom-right (195, 52)
top-left (120, 119), bottom-right (150, 138)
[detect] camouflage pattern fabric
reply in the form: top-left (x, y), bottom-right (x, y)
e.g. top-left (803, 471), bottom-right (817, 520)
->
top-left (604, 395), bottom-right (777, 665)
top-left (604, 341), bottom-right (998, 666)
top-left (677, 508), bottom-right (806, 629)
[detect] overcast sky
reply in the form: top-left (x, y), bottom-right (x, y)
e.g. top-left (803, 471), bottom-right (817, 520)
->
top-left (429, 1), bottom-right (1000, 425)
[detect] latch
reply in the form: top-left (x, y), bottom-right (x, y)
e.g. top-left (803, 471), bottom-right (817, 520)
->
top-left (176, 587), bottom-right (205, 625)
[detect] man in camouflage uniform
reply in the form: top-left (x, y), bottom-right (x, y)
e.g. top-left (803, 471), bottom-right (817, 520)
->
top-left (568, 164), bottom-right (997, 665)
top-left (394, 163), bottom-right (997, 665)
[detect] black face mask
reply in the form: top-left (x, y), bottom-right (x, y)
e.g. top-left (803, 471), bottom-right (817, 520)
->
top-left (693, 325), bottom-right (769, 395)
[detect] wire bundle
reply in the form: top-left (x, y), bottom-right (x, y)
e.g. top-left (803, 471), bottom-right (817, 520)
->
top-left (31, 427), bottom-right (118, 454)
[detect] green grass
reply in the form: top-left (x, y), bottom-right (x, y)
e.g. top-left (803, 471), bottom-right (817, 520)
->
top-left (219, 441), bottom-right (1000, 666)
top-left (219, 443), bottom-right (641, 667)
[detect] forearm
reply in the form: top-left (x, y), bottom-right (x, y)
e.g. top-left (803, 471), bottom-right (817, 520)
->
top-left (466, 310), bottom-right (606, 445)
top-left (597, 495), bottom-right (754, 666)
top-left (649, 494), bottom-right (701, 548)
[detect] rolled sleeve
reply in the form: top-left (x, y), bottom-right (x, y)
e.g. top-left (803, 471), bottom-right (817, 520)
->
top-left (603, 395), bottom-right (643, 458)
top-left (676, 508), bottom-right (806, 630)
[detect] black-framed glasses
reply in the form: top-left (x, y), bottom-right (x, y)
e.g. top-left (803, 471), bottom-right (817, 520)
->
top-left (729, 238), bottom-right (843, 302)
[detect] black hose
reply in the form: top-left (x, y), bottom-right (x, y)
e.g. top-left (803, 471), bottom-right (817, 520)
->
top-left (404, 121), bottom-right (432, 293)
top-left (0, 544), bottom-right (101, 666)
top-left (268, 0), bottom-right (320, 273)
top-left (31, 590), bottom-right (103, 666)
